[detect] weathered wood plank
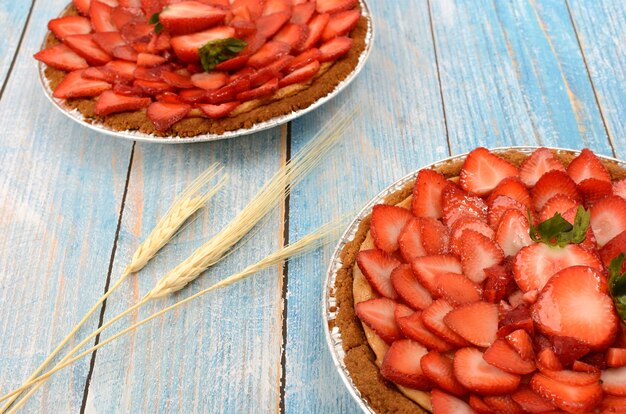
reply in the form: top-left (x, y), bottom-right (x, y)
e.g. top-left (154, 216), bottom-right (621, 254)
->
top-left (0, 0), bottom-right (133, 412)
top-left (0, 2), bottom-right (32, 91)
top-left (430, 0), bottom-right (614, 155)
top-left (84, 131), bottom-right (286, 413)
top-left (284, 0), bottom-right (449, 411)
top-left (567, 0), bottom-right (625, 158)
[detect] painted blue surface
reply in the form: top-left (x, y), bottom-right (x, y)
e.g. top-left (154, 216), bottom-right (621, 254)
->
top-left (0, 0), bottom-right (623, 412)
top-left (0, 2), bottom-right (32, 90)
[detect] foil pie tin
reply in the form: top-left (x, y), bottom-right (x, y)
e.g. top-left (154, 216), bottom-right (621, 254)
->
top-left (37, 0), bottom-right (374, 144)
top-left (322, 146), bottom-right (624, 413)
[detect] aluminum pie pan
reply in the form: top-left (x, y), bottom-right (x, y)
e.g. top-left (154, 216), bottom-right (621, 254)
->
top-left (37, 0), bottom-right (374, 144)
top-left (322, 146), bottom-right (625, 414)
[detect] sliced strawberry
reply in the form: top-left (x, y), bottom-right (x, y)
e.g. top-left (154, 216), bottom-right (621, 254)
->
top-left (483, 264), bottom-right (515, 304)
top-left (511, 386), bottom-right (555, 414)
top-left (398, 218), bottom-right (426, 262)
top-left (484, 338), bottom-right (536, 374)
top-left (318, 36), bottom-right (353, 62)
top-left (256, 12), bottom-right (291, 38)
top-left (90, 1), bottom-right (117, 33)
top-left (411, 254), bottom-right (462, 297)
top-left (177, 88), bottom-right (208, 104)
top-left (94, 90), bottom-right (150, 115)
top-left (204, 77), bottom-right (251, 104)
top-left (531, 170), bottom-right (581, 211)
top-left (283, 48), bottom-right (320, 73)
top-left (513, 243), bottom-right (602, 292)
top-left (110, 7), bottom-right (144, 32)
top-left (161, 70), bottom-right (193, 88)
top-left (119, 0), bottom-right (141, 6)
top-left (299, 12), bottom-right (330, 51)
top-left (539, 194), bottom-right (580, 222)
top-left (450, 217), bottom-right (494, 256)
top-left (316, 0), bottom-right (357, 14)
top-left (159, 1), bottom-right (227, 35)
top-left (171, 26), bottom-right (235, 63)
top-left (498, 304), bottom-right (534, 337)
top-left (112, 44), bottom-right (138, 61)
top-left (567, 148), bottom-right (612, 184)
top-left (73, 0), bottom-right (92, 15)
top-left (602, 366), bottom-right (626, 396)
top-left (273, 23), bottom-right (308, 49)
top-left (469, 394), bottom-right (496, 414)
top-left (506, 329), bottom-right (534, 361)
top-left (483, 395), bottom-right (525, 414)
top-left (460, 230), bottom-right (504, 284)
top-left (431, 389), bottom-right (475, 413)
top-left (590, 195), bottom-right (626, 247)
top-left (140, 0), bottom-right (161, 16)
top-left (531, 372), bottom-right (602, 412)
top-left (48, 16), bottom-right (92, 40)
top-left (537, 348), bottom-right (564, 371)
top-left (53, 70), bottom-right (111, 98)
top-left (519, 147), bottom-right (566, 187)
top-left (436, 272), bottom-right (481, 306)
top-left (278, 59), bottom-right (320, 87)
top-left (379, 339), bottom-right (430, 390)
top-left (82, 66), bottom-right (107, 81)
top-left (120, 22), bottom-right (154, 45)
top-left (540, 368), bottom-right (601, 386)
top-left (608, 348), bottom-right (626, 368)
top-left (237, 77), bottom-right (279, 100)
top-left (197, 101), bottom-right (239, 118)
top-left (494, 209), bottom-right (532, 257)
top-left (156, 92), bottom-right (183, 104)
top-left (390, 264), bottom-right (432, 310)
top-left (291, 2), bottom-right (315, 24)
top-left (411, 169), bottom-right (449, 219)
top-left (601, 395), bottom-right (626, 413)
top-left (578, 177), bottom-right (613, 207)
top-left (191, 71), bottom-right (229, 90)
top-left (486, 177), bottom-right (531, 208)
top-left (355, 297), bottom-right (403, 344)
top-left (134, 79), bottom-right (172, 94)
top-left (533, 266), bottom-right (618, 350)
top-left (356, 249), bottom-right (400, 300)
top-left (551, 336), bottom-right (591, 367)
top-left (370, 205), bottom-right (413, 253)
top-left (34, 44), bottom-right (89, 72)
top-left (614, 178), bottom-right (626, 200)
top-left (248, 40), bottom-right (291, 68)
top-left (321, 9), bottom-right (360, 41)
top-left (396, 312), bottom-right (453, 352)
top-left (100, 60), bottom-right (136, 81)
top-left (231, 0), bottom-right (263, 19)
top-left (146, 102), bottom-right (191, 131)
top-left (572, 360), bottom-right (600, 374)
top-left (262, 0), bottom-right (292, 16)
top-left (64, 34), bottom-right (112, 66)
top-left (487, 195), bottom-right (527, 229)
top-left (444, 301), bottom-right (498, 347)
top-left (453, 347), bottom-right (521, 395)
top-left (600, 230), bottom-right (626, 270)
top-left (422, 299), bottom-right (469, 346)
top-left (420, 351), bottom-right (467, 397)
top-left (92, 31), bottom-right (127, 55)
top-left (419, 217), bottom-right (449, 255)
top-left (133, 64), bottom-right (163, 80)
top-left (442, 184), bottom-right (488, 228)
top-left (136, 52), bottom-right (166, 67)
top-left (459, 147), bottom-right (519, 196)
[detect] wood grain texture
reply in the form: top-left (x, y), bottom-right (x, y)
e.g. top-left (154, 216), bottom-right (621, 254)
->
top-left (0, 2), bottom-right (32, 91)
top-left (284, 0), bottom-right (448, 412)
top-left (430, 0), bottom-right (614, 155)
top-left (0, 0), bottom-right (133, 412)
top-left (84, 131), bottom-right (286, 413)
top-left (567, 0), bottom-right (626, 158)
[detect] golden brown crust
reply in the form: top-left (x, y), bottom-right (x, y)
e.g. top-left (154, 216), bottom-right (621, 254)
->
top-left (335, 149), bottom-right (626, 413)
top-left (41, 5), bottom-right (369, 138)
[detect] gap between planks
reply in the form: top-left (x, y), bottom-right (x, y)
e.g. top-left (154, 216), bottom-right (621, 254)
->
top-left (0, 0), bottom-right (36, 102)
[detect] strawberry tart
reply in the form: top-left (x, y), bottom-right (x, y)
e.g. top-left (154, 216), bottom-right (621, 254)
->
top-left (330, 147), bottom-right (626, 413)
top-left (35, 0), bottom-right (370, 138)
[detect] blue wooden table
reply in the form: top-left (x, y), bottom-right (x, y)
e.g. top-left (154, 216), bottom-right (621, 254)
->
top-left (0, 0), bottom-right (623, 412)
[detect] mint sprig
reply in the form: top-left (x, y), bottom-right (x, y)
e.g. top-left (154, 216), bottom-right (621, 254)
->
top-left (198, 38), bottom-right (246, 72)
top-left (609, 253), bottom-right (626, 320)
top-left (528, 205), bottom-right (590, 247)
top-left (149, 13), bottom-right (164, 34)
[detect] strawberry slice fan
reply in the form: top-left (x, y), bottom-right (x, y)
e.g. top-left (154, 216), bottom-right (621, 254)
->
top-left (324, 147), bottom-right (626, 414)
top-left (35, 0), bottom-right (373, 142)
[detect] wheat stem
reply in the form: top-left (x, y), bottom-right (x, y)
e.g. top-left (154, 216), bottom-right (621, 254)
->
top-left (0, 222), bottom-right (340, 404)
top-left (1, 165), bottom-right (227, 413)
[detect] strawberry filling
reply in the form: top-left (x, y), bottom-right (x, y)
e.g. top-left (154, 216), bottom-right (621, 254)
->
top-left (354, 147), bottom-right (626, 413)
top-left (36, 0), bottom-right (362, 132)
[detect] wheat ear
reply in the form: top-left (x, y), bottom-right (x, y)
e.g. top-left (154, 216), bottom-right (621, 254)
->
top-left (0, 221), bottom-right (340, 404)
top-left (1, 165), bottom-right (227, 414)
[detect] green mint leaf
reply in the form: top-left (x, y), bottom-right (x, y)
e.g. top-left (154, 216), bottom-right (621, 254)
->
top-left (198, 38), bottom-right (247, 72)
top-left (528, 207), bottom-right (590, 247)
top-left (149, 13), bottom-right (164, 34)
top-left (608, 254), bottom-right (626, 320)
top-left (569, 205), bottom-right (591, 244)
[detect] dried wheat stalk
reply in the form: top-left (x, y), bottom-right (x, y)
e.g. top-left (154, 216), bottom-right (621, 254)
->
top-left (0, 221), bottom-right (339, 404)
top-left (1, 164), bottom-right (227, 414)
